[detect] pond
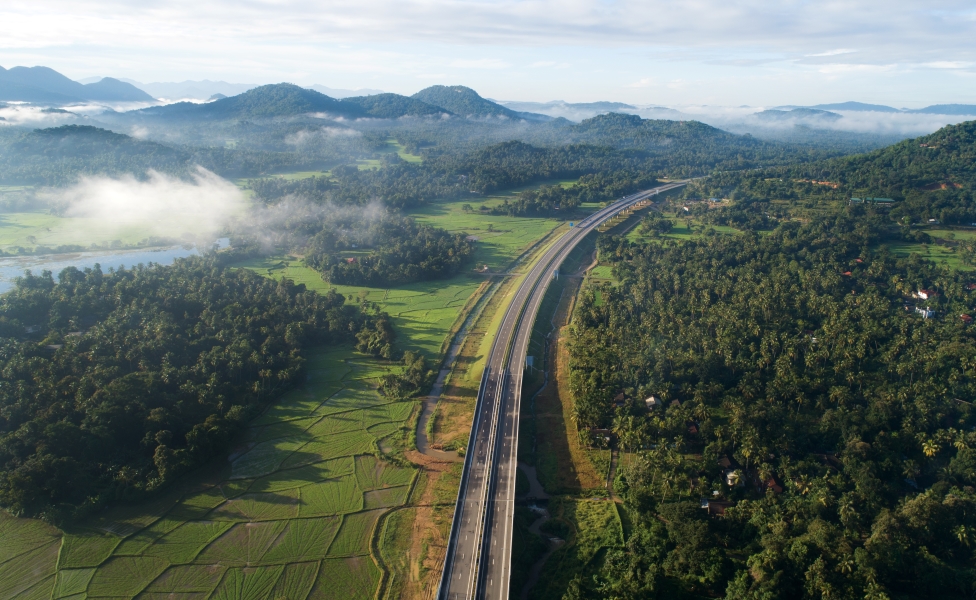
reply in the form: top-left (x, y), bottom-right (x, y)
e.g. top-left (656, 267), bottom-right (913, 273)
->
top-left (0, 238), bottom-right (230, 294)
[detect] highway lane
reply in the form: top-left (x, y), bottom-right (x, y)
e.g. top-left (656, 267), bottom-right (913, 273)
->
top-left (439, 181), bottom-right (687, 600)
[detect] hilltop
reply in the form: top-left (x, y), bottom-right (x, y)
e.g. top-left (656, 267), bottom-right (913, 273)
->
top-left (343, 93), bottom-right (452, 118)
top-left (412, 85), bottom-right (548, 121)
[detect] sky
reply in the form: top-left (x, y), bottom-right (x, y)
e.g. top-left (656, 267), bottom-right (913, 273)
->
top-left (1, 0), bottom-right (975, 107)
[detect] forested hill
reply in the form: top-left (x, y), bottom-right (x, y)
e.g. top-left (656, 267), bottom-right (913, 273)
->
top-left (687, 119), bottom-right (976, 226)
top-left (411, 85), bottom-right (547, 121)
top-left (804, 119), bottom-right (976, 194)
top-left (0, 125), bottom-right (320, 185)
top-left (550, 112), bottom-right (833, 174)
top-left (0, 125), bottom-right (186, 185)
top-left (121, 84), bottom-right (457, 122)
top-left (127, 83), bottom-right (367, 120)
top-left (342, 92), bottom-right (453, 118)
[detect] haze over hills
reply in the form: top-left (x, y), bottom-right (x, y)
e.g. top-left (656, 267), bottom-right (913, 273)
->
top-left (776, 100), bottom-right (976, 115)
top-left (104, 79), bottom-right (385, 102)
top-left (754, 108), bottom-right (843, 122)
top-left (495, 100), bottom-right (637, 121)
top-left (0, 65), bottom-right (154, 103)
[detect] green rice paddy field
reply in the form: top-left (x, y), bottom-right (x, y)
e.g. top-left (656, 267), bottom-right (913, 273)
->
top-left (0, 348), bottom-right (417, 600)
top-left (0, 211), bottom-right (163, 251)
top-left (235, 196), bottom-right (567, 358)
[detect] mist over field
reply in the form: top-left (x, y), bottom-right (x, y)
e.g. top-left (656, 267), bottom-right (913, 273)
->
top-left (46, 166), bottom-right (245, 240)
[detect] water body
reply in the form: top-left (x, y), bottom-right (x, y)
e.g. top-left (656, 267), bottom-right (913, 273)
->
top-left (0, 238), bottom-right (230, 294)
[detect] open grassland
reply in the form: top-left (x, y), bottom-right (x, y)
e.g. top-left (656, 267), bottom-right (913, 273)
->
top-left (235, 199), bottom-right (569, 359)
top-left (382, 139), bottom-right (423, 164)
top-left (928, 227), bottom-right (976, 242)
top-left (410, 196), bottom-right (567, 271)
top-left (0, 211), bottom-right (167, 251)
top-left (0, 347), bottom-right (421, 600)
top-left (624, 211), bottom-right (740, 243)
top-left (888, 241), bottom-right (973, 271)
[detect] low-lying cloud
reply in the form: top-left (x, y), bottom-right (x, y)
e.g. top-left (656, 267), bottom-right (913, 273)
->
top-left (46, 167), bottom-right (245, 241)
top-left (0, 105), bottom-right (83, 126)
top-left (285, 126), bottom-right (362, 145)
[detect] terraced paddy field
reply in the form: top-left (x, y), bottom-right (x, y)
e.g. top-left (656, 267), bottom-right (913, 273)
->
top-left (0, 348), bottom-right (420, 600)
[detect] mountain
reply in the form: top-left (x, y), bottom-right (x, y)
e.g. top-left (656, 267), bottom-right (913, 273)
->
top-left (82, 77), bottom-right (156, 102)
top-left (126, 83), bottom-right (366, 121)
top-left (0, 65), bottom-right (155, 104)
top-left (808, 101), bottom-right (900, 113)
top-left (754, 108), bottom-right (842, 121)
top-left (343, 93), bottom-right (452, 118)
top-left (412, 85), bottom-right (548, 120)
top-left (909, 104), bottom-right (976, 116)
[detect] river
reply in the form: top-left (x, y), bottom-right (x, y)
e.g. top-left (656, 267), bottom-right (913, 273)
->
top-left (0, 238), bottom-right (230, 293)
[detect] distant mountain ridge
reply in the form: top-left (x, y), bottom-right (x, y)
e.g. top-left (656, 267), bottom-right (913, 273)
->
top-left (0, 65), bottom-right (155, 104)
top-left (755, 108), bottom-right (843, 121)
top-left (776, 101), bottom-right (976, 115)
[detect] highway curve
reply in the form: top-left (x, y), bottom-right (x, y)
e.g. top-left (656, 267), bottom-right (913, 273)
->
top-left (438, 181), bottom-right (687, 600)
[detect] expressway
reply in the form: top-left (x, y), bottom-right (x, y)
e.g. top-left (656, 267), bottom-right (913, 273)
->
top-left (437, 181), bottom-right (687, 600)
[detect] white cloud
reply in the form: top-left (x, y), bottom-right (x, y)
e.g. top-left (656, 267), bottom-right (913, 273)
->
top-left (449, 59), bottom-right (510, 69)
top-left (923, 61), bottom-right (973, 69)
top-left (48, 167), bottom-right (245, 240)
top-left (806, 49), bottom-right (857, 57)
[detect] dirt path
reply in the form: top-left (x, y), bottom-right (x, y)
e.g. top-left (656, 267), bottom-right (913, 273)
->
top-left (607, 448), bottom-right (620, 499)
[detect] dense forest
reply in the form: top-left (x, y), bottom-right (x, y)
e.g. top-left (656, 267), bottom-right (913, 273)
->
top-left (687, 120), bottom-right (976, 226)
top-left (567, 217), bottom-right (976, 598)
top-left (0, 256), bottom-right (393, 522)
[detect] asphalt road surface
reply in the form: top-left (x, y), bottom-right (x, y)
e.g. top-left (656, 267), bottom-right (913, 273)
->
top-left (438, 182), bottom-right (687, 600)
